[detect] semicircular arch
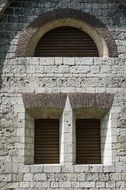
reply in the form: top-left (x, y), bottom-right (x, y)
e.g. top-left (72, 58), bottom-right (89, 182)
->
top-left (16, 8), bottom-right (118, 58)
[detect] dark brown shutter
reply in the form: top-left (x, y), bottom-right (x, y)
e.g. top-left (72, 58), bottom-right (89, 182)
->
top-left (34, 26), bottom-right (99, 57)
top-left (76, 119), bottom-right (101, 164)
top-left (34, 119), bottom-right (59, 164)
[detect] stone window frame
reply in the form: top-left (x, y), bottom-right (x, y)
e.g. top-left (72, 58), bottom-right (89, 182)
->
top-left (23, 93), bottom-right (67, 165)
top-left (22, 93), bottom-right (114, 166)
top-left (69, 93), bottom-right (113, 165)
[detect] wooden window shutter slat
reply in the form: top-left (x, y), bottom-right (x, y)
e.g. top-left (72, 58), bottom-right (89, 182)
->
top-left (76, 119), bottom-right (101, 164)
top-left (34, 119), bottom-right (59, 164)
top-left (34, 26), bottom-right (99, 57)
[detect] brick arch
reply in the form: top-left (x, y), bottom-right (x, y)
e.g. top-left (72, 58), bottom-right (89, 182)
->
top-left (16, 8), bottom-right (118, 58)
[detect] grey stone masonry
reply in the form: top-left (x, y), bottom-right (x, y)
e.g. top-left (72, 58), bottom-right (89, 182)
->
top-left (0, 0), bottom-right (126, 189)
top-left (0, 57), bottom-right (126, 189)
top-left (0, 0), bottom-right (126, 59)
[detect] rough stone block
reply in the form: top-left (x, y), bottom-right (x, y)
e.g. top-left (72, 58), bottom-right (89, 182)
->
top-left (74, 165), bottom-right (89, 173)
top-left (24, 173), bottom-right (33, 181)
top-left (44, 165), bottom-right (61, 173)
top-left (34, 173), bottom-right (47, 181)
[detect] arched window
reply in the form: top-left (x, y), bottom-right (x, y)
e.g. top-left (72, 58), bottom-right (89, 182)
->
top-left (34, 26), bottom-right (99, 57)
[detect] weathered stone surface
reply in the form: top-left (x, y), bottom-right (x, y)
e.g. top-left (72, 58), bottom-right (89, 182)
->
top-left (23, 93), bottom-right (67, 110)
top-left (0, 56), bottom-right (126, 189)
top-left (0, 0), bottom-right (126, 189)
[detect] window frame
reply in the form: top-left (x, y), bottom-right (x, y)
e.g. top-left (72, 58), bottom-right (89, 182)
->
top-left (34, 118), bottom-right (60, 164)
top-left (76, 118), bottom-right (101, 165)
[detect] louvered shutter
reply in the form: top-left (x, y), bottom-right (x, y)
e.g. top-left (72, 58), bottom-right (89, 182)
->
top-left (34, 26), bottom-right (99, 57)
top-left (76, 119), bottom-right (101, 164)
top-left (34, 119), bottom-right (59, 164)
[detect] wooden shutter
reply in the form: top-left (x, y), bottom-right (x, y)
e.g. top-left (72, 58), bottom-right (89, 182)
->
top-left (34, 119), bottom-right (59, 164)
top-left (34, 26), bottom-right (99, 57)
top-left (76, 119), bottom-right (101, 164)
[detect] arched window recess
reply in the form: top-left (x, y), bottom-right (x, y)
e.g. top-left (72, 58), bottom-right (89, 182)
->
top-left (34, 26), bottom-right (99, 57)
top-left (16, 9), bottom-right (118, 58)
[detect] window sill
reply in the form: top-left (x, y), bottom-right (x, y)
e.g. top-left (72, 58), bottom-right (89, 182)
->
top-left (23, 163), bottom-right (114, 173)
top-left (74, 164), bottom-right (114, 173)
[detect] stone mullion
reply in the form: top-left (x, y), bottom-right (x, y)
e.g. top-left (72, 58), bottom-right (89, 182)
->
top-left (60, 96), bottom-right (74, 165)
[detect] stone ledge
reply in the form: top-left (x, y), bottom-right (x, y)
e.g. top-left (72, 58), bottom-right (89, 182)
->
top-left (18, 164), bottom-right (115, 173)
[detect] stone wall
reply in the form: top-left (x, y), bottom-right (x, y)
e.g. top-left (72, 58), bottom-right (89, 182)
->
top-left (1, 57), bottom-right (126, 189)
top-left (0, 0), bottom-right (14, 16)
top-left (0, 0), bottom-right (126, 190)
top-left (0, 0), bottom-right (126, 59)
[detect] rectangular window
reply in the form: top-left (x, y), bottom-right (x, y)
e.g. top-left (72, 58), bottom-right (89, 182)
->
top-left (34, 119), bottom-right (59, 164)
top-left (76, 119), bottom-right (101, 164)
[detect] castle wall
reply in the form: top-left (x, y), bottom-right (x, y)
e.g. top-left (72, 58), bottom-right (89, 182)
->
top-left (0, 1), bottom-right (126, 189)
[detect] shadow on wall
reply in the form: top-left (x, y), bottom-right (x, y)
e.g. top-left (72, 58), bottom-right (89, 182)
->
top-left (0, 0), bottom-right (125, 89)
top-left (0, 0), bottom-right (32, 90)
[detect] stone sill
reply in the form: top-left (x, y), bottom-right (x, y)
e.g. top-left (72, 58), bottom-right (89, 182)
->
top-left (4, 57), bottom-right (126, 65)
top-left (24, 164), bottom-right (115, 173)
top-left (73, 164), bottom-right (114, 173)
